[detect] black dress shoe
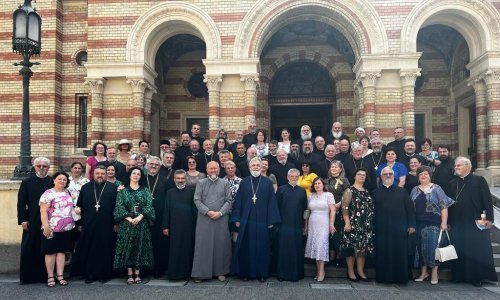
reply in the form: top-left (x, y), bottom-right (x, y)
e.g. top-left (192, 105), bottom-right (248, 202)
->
top-left (84, 278), bottom-right (94, 284)
top-left (358, 276), bottom-right (371, 282)
top-left (242, 277), bottom-right (248, 281)
top-left (258, 277), bottom-right (266, 282)
top-left (346, 272), bottom-right (358, 282)
top-left (472, 281), bottom-right (483, 287)
top-left (277, 278), bottom-right (283, 282)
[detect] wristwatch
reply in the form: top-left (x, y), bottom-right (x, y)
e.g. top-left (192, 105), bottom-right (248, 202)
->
top-left (219, 211), bottom-right (223, 217)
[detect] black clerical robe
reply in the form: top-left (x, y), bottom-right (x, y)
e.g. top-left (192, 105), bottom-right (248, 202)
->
top-left (270, 162), bottom-right (295, 187)
top-left (433, 158), bottom-right (455, 196)
top-left (17, 175), bottom-right (52, 284)
top-left (231, 176), bottom-right (281, 278)
top-left (146, 173), bottom-right (170, 277)
top-left (163, 187), bottom-right (197, 280)
top-left (448, 174), bottom-right (497, 283)
top-left (275, 184), bottom-right (307, 281)
top-left (71, 181), bottom-right (117, 281)
top-left (343, 155), bottom-right (377, 192)
top-left (372, 185), bottom-right (416, 284)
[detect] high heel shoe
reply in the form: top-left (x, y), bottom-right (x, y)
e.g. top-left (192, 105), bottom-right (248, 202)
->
top-left (317, 273), bottom-right (325, 282)
top-left (430, 276), bottom-right (439, 285)
top-left (346, 272), bottom-right (358, 282)
top-left (414, 274), bottom-right (429, 282)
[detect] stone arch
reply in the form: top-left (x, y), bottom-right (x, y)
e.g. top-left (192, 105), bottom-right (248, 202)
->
top-left (126, 1), bottom-right (222, 68)
top-left (233, 0), bottom-right (388, 59)
top-left (401, 0), bottom-right (500, 60)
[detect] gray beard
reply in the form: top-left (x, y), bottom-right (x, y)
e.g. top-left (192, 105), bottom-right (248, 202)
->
top-left (332, 131), bottom-right (342, 139)
top-left (176, 184), bottom-right (186, 189)
top-left (301, 133), bottom-right (312, 140)
top-left (251, 171), bottom-right (260, 177)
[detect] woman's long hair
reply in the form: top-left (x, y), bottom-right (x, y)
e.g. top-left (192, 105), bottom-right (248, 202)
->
top-left (123, 166), bottom-right (146, 188)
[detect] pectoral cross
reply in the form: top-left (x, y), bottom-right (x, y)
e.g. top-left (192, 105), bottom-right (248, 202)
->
top-left (252, 195), bottom-right (257, 204)
top-left (95, 203), bottom-right (100, 212)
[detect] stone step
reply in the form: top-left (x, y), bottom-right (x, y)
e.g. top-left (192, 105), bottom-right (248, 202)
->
top-left (495, 254), bottom-right (500, 265)
top-left (493, 243), bottom-right (500, 254)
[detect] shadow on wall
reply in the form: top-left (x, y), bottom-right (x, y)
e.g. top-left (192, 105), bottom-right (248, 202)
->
top-left (0, 181), bottom-right (22, 273)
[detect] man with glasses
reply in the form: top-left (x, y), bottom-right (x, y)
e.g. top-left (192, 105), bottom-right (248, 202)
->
top-left (17, 157), bottom-right (53, 284)
top-left (106, 146), bottom-right (126, 182)
top-left (146, 156), bottom-right (171, 278)
top-left (372, 166), bottom-right (415, 284)
top-left (387, 127), bottom-right (407, 159)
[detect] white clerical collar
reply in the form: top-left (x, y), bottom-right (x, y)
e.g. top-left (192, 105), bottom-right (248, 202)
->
top-left (383, 184), bottom-right (392, 188)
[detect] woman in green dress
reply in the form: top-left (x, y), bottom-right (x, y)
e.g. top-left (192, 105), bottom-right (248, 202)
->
top-left (113, 167), bottom-right (155, 284)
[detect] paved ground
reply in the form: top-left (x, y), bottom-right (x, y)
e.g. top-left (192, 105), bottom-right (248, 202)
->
top-left (0, 275), bottom-right (498, 300)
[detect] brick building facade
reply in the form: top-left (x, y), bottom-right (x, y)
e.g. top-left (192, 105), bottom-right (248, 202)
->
top-left (1, 0), bottom-right (500, 183)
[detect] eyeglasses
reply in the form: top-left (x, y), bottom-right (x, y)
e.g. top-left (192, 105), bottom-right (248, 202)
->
top-left (382, 173), bottom-right (394, 176)
top-left (188, 161), bottom-right (196, 164)
top-left (148, 163), bottom-right (160, 167)
top-left (36, 165), bottom-right (48, 168)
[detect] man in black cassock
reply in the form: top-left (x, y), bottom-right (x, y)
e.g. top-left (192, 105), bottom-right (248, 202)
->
top-left (162, 170), bottom-right (197, 280)
top-left (159, 151), bottom-right (176, 188)
top-left (448, 157), bottom-right (497, 287)
top-left (343, 144), bottom-right (377, 192)
top-left (274, 168), bottom-right (307, 281)
top-left (17, 157), bottom-right (53, 284)
top-left (145, 156), bottom-right (172, 277)
top-left (433, 145), bottom-right (455, 196)
top-left (231, 157), bottom-right (281, 282)
top-left (270, 150), bottom-right (295, 187)
top-left (71, 165), bottom-right (117, 283)
top-left (372, 166), bottom-right (415, 284)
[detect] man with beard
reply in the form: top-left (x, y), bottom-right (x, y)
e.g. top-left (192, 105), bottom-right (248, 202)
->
top-left (295, 140), bottom-right (322, 175)
top-left (274, 168), bottom-right (307, 281)
top-left (159, 140), bottom-right (171, 160)
top-left (162, 170), bottom-right (197, 280)
top-left (364, 137), bottom-right (386, 174)
top-left (448, 157), bottom-right (496, 287)
top-left (71, 165), bottom-right (118, 283)
top-left (333, 138), bottom-right (351, 164)
top-left (182, 139), bottom-right (203, 171)
top-left (231, 157), bottom-right (281, 282)
top-left (242, 121), bottom-right (257, 148)
top-left (432, 145), bottom-right (455, 196)
top-left (264, 140), bottom-right (279, 167)
top-left (145, 156), bottom-right (171, 277)
top-left (314, 136), bottom-right (326, 158)
top-left (318, 145), bottom-right (336, 178)
top-left (200, 139), bottom-right (219, 172)
top-left (289, 141), bottom-right (301, 164)
top-left (298, 125), bottom-right (313, 146)
top-left (192, 162), bottom-right (233, 282)
top-left (373, 166), bottom-right (415, 284)
top-left (325, 122), bottom-right (350, 145)
top-left (106, 146), bottom-right (126, 182)
top-left (17, 157), bottom-right (53, 284)
top-left (233, 142), bottom-right (247, 166)
top-left (228, 130), bottom-right (244, 158)
top-left (159, 151), bottom-right (176, 188)
top-left (398, 139), bottom-right (424, 170)
top-left (190, 123), bottom-right (205, 147)
top-left (343, 144), bottom-right (377, 191)
top-left (387, 127), bottom-right (407, 159)
top-left (237, 147), bottom-right (257, 178)
top-left (174, 131), bottom-right (192, 166)
top-left (270, 149), bottom-right (296, 187)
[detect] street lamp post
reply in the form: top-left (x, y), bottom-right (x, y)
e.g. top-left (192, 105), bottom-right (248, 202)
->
top-left (12, 0), bottom-right (41, 179)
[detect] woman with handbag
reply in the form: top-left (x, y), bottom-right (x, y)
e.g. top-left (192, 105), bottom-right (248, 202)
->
top-left (113, 167), bottom-right (155, 285)
top-left (39, 171), bottom-right (77, 287)
top-left (410, 166), bottom-right (454, 285)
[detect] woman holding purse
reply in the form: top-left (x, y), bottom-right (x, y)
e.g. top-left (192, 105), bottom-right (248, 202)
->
top-left (410, 166), bottom-right (454, 285)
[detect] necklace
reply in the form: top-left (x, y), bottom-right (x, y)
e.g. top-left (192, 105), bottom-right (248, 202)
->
top-left (250, 176), bottom-right (262, 204)
top-left (352, 157), bottom-right (363, 169)
top-left (204, 152), bottom-right (214, 164)
top-left (147, 173), bottom-right (159, 200)
top-left (455, 180), bottom-right (466, 201)
top-left (370, 152), bottom-right (383, 170)
top-left (93, 181), bottom-right (107, 212)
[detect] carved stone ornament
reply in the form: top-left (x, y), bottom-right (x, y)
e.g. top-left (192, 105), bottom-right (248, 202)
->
top-left (126, 78), bottom-right (146, 94)
top-left (484, 69), bottom-right (500, 85)
top-left (203, 75), bottom-right (223, 92)
top-left (400, 71), bottom-right (421, 87)
top-left (359, 72), bottom-right (381, 88)
top-left (240, 75), bottom-right (260, 91)
top-left (84, 78), bottom-right (105, 94)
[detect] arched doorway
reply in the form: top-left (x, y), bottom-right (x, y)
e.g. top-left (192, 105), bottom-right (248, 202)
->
top-left (269, 61), bottom-right (335, 139)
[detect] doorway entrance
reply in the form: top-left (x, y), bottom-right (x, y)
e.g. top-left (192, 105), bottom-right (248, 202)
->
top-left (270, 104), bottom-right (333, 141)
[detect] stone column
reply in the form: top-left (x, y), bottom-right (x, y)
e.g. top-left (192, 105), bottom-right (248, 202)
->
top-left (399, 70), bottom-right (421, 138)
top-left (359, 72), bottom-right (380, 132)
top-left (126, 78), bottom-right (147, 141)
top-left (240, 74), bottom-right (259, 127)
top-left (484, 69), bottom-right (500, 167)
top-left (84, 77), bottom-right (106, 142)
top-left (144, 85), bottom-right (157, 143)
top-left (469, 75), bottom-right (488, 169)
top-left (354, 79), bottom-right (365, 126)
top-left (204, 74), bottom-right (222, 138)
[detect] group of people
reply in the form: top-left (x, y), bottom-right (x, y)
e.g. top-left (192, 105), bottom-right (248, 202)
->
top-left (17, 121), bottom-right (497, 287)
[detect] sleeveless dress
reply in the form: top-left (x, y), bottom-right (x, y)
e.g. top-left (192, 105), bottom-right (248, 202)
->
top-left (305, 192), bottom-right (335, 261)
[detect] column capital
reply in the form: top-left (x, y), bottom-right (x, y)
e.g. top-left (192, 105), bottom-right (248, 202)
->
top-left (484, 69), bottom-right (500, 85)
top-left (126, 77), bottom-right (147, 94)
top-left (203, 74), bottom-right (223, 92)
top-left (84, 77), bottom-right (106, 94)
top-left (240, 74), bottom-right (260, 91)
top-left (359, 72), bottom-right (381, 88)
top-left (399, 69), bottom-right (421, 87)
top-left (467, 73), bottom-right (487, 92)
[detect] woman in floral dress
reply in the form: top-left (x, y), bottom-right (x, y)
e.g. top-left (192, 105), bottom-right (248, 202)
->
top-left (114, 167), bottom-right (155, 284)
top-left (341, 168), bottom-right (374, 282)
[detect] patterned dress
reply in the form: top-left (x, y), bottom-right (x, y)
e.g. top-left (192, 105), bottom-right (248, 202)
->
top-left (113, 186), bottom-right (155, 269)
top-left (68, 176), bottom-right (89, 205)
top-left (340, 186), bottom-right (374, 256)
top-left (325, 175), bottom-right (350, 252)
top-left (305, 192), bottom-right (335, 261)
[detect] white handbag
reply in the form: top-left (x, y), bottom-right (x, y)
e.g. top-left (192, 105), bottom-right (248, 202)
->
top-left (435, 230), bottom-right (458, 262)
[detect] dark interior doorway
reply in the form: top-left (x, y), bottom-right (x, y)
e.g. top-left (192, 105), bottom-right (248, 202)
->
top-left (270, 104), bottom-right (333, 141)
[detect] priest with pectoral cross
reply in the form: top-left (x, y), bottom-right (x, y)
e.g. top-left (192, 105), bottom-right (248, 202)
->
top-left (231, 157), bottom-right (281, 282)
top-left (71, 165), bottom-right (118, 283)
